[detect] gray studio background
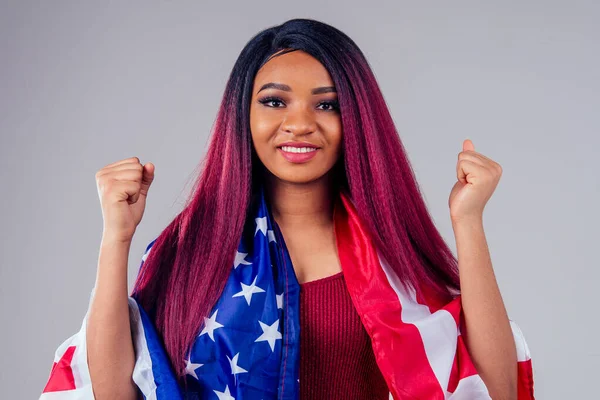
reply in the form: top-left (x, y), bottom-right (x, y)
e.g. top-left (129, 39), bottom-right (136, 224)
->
top-left (1, 1), bottom-right (598, 398)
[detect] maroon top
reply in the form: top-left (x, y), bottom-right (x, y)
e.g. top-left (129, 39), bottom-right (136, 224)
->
top-left (298, 270), bottom-right (390, 399)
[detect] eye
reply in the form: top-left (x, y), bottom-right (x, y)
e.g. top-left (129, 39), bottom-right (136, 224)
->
top-left (317, 100), bottom-right (340, 112)
top-left (258, 96), bottom-right (285, 108)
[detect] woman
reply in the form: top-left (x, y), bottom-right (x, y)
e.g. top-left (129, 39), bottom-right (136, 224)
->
top-left (41, 18), bottom-right (534, 399)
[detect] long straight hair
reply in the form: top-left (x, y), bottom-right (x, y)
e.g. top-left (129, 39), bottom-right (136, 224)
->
top-left (132, 18), bottom-right (461, 381)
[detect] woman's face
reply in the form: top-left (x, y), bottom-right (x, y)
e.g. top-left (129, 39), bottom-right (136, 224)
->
top-left (250, 50), bottom-right (342, 185)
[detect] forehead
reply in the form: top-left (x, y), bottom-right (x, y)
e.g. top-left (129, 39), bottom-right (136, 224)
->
top-left (253, 50), bottom-right (335, 91)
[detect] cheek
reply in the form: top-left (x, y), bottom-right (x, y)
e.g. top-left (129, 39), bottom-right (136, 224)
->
top-left (326, 121), bottom-right (343, 155)
top-left (250, 108), bottom-right (278, 145)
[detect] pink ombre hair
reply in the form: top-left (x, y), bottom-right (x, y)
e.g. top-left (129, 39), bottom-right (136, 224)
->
top-left (132, 18), bottom-right (460, 381)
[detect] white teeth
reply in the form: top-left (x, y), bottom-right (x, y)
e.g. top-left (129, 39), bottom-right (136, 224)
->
top-left (281, 146), bottom-right (317, 154)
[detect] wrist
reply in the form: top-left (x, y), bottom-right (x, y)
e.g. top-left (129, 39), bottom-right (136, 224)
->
top-left (450, 214), bottom-right (483, 226)
top-left (101, 232), bottom-right (134, 247)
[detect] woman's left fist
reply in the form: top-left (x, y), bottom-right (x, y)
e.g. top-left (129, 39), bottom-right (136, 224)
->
top-left (448, 139), bottom-right (503, 222)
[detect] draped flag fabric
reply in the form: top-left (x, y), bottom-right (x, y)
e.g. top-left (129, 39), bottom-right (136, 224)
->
top-left (41, 186), bottom-right (535, 399)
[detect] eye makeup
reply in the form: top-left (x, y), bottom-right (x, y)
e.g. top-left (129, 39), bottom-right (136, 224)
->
top-left (257, 96), bottom-right (340, 112)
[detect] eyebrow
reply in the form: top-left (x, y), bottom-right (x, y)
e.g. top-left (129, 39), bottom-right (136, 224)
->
top-left (256, 82), bottom-right (337, 95)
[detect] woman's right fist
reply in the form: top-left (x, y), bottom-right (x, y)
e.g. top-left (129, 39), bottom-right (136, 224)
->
top-left (95, 157), bottom-right (155, 243)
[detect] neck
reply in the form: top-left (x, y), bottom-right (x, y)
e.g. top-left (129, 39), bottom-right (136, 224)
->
top-left (265, 171), bottom-right (337, 230)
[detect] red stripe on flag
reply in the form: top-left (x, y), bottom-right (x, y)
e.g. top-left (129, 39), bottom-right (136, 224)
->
top-left (517, 359), bottom-right (535, 400)
top-left (335, 194), bottom-right (445, 400)
top-left (42, 345), bottom-right (77, 392)
top-left (447, 334), bottom-right (480, 393)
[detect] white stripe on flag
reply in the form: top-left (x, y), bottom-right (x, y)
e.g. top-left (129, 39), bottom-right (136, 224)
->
top-left (377, 252), bottom-right (492, 400)
top-left (129, 298), bottom-right (158, 400)
top-left (510, 320), bottom-right (531, 362)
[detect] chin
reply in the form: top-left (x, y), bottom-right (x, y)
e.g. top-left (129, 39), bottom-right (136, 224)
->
top-left (270, 168), bottom-right (329, 185)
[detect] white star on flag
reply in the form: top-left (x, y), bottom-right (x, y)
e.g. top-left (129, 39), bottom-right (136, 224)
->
top-left (213, 384), bottom-right (235, 400)
top-left (199, 309), bottom-right (224, 341)
top-left (227, 352), bottom-right (248, 375)
top-left (255, 319), bottom-right (282, 351)
top-left (185, 356), bottom-right (203, 380)
top-left (276, 293), bottom-right (283, 309)
top-left (267, 229), bottom-right (276, 242)
top-left (255, 217), bottom-right (267, 236)
top-left (233, 251), bottom-right (252, 269)
top-left (232, 275), bottom-right (265, 305)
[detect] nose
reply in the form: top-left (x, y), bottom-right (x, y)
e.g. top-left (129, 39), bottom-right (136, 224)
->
top-left (281, 105), bottom-right (317, 136)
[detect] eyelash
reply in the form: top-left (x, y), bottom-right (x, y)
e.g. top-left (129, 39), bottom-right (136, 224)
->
top-left (257, 96), bottom-right (340, 112)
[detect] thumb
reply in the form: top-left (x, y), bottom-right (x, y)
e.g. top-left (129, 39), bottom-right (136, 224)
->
top-left (463, 138), bottom-right (475, 152)
top-left (140, 162), bottom-right (155, 194)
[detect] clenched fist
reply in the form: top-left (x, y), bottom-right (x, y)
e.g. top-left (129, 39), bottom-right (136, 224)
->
top-left (95, 157), bottom-right (155, 243)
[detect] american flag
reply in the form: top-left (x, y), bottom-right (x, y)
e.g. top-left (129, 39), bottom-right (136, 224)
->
top-left (40, 187), bottom-right (535, 399)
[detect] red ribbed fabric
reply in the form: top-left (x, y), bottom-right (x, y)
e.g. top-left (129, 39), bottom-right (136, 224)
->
top-left (298, 271), bottom-right (390, 399)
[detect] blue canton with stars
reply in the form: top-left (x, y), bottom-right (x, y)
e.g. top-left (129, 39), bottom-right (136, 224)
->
top-left (134, 186), bottom-right (301, 400)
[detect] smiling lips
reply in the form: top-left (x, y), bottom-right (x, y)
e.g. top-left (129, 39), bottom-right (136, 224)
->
top-left (277, 144), bottom-right (320, 163)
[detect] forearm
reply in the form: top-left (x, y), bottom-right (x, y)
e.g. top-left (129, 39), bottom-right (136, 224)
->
top-left (451, 216), bottom-right (517, 400)
top-left (86, 236), bottom-right (138, 400)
